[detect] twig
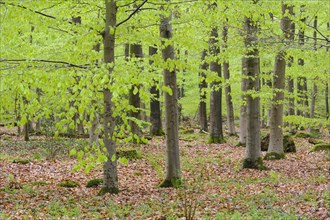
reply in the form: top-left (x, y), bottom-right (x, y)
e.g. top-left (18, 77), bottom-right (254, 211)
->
top-left (116, 0), bottom-right (148, 27)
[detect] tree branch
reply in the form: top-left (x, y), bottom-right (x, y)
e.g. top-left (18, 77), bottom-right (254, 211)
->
top-left (116, 0), bottom-right (148, 27)
top-left (0, 59), bottom-right (89, 69)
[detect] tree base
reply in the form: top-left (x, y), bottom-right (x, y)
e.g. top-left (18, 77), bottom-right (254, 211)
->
top-left (159, 178), bottom-right (182, 188)
top-left (264, 152), bottom-right (285, 160)
top-left (97, 187), bottom-right (119, 196)
top-left (207, 136), bottom-right (224, 144)
top-left (242, 157), bottom-right (267, 170)
top-left (236, 142), bottom-right (246, 147)
top-left (151, 129), bottom-right (165, 136)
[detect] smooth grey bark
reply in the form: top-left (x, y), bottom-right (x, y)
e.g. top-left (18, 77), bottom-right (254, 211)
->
top-left (309, 16), bottom-right (318, 132)
top-left (222, 23), bottom-right (236, 136)
top-left (239, 70), bottom-right (247, 146)
top-left (208, 27), bottom-right (224, 144)
top-left (326, 82), bottom-right (329, 120)
top-left (242, 15), bottom-right (264, 169)
top-left (268, 52), bottom-right (286, 156)
top-left (285, 5), bottom-right (295, 133)
top-left (100, 0), bottom-right (118, 195)
top-left (198, 49), bottom-right (208, 132)
top-left (267, 3), bottom-right (294, 158)
top-left (129, 43), bottom-right (143, 141)
top-left (159, 1), bottom-right (181, 187)
top-left (297, 7), bottom-right (308, 118)
top-left (149, 46), bottom-right (163, 136)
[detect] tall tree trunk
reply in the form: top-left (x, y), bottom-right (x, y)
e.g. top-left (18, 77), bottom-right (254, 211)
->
top-left (267, 3), bottom-right (293, 159)
top-left (286, 4), bottom-right (295, 133)
top-left (208, 26), bottom-right (224, 144)
top-left (99, 0), bottom-right (118, 195)
top-left (239, 70), bottom-right (247, 146)
top-left (198, 49), bottom-right (208, 132)
top-left (149, 46), bottom-right (163, 136)
top-left (159, 1), bottom-right (181, 187)
top-left (222, 22), bottom-right (236, 136)
top-left (297, 7), bottom-right (308, 118)
top-left (267, 52), bottom-right (286, 159)
top-left (309, 16), bottom-right (318, 132)
top-left (242, 15), bottom-right (264, 169)
top-left (129, 43), bottom-right (143, 142)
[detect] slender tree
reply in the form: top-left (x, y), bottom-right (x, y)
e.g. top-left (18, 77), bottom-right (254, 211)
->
top-left (149, 46), bottom-right (163, 136)
top-left (159, 0), bottom-right (181, 187)
top-left (129, 43), bottom-right (143, 142)
top-left (198, 49), bottom-right (208, 132)
top-left (222, 21), bottom-right (236, 136)
top-left (99, 0), bottom-right (118, 195)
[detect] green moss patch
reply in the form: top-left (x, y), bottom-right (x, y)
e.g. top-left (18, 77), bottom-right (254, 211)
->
top-left (31, 181), bottom-right (48, 186)
top-left (86, 178), bottom-right (103, 188)
top-left (264, 152), bottom-right (285, 160)
top-left (242, 157), bottom-right (268, 170)
top-left (12, 158), bottom-right (31, 164)
top-left (98, 187), bottom-right (118, 196)
top-left (294, 132), bottom-right (321, 139)
top-left (207, 136), bottom-right (224, 144)
top-left (159, 178), bottom-right (182, 188)
top-left (311, 143), bottom-right (330, 152)
top-left (59, 180), bottom-right (80, 188)
top-left (116, 148), bottom-right (141, 160)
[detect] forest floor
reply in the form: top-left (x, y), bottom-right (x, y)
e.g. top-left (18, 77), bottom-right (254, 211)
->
top-left (0, 126), bottom-right (329, 220)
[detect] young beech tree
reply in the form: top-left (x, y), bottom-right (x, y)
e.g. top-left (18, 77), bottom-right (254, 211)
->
top-left (222, 21), bottom-right (236, 136)
top-left (199, 49), bottom-right (208, 132)
top-left (241, 10), bottom-right (264, 169)
top-left (159, 0), bottom-right (181, 187)
top-left (149, 46), bottom-right (163, 136)
top-left (99, 0), bottom-right (118, 195)
top-left (266, 3), bottom-right (294, 160)
top-left (208, 26), bottom-right (224, 144)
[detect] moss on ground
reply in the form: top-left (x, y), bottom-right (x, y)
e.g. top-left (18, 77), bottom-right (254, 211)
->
top-left (59, 180), bottom-right (80, 188)
top-left (116, 148), bottom-right (142, 160)
top-left (311, 143), bottom-right (330, 152)
top-left (86, 178), bottom-right (103, 188)
top-left (264, 152), bottom-right (285, 160)
top-left (242, 157), bottom-right (268, 170)
top-left (98, 187), bottom-right (118, 196)
top-left (12, 158), bottom-right (31, 164)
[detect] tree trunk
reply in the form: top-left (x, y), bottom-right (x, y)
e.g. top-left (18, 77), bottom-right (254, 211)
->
top-left (242, 15), bottom-right (264, 169)
top-left (267, 3), bottom-right (294, 159)
top-left (198, 49), bottom-right (208, 132)
top-left (129, 43), bottom-right (143, 142)
top-left (222, 23), bottom-right (236, 136)
top-left (309, 16), bottom-right (318, 132)
top-left (99, 0), bottom-right (118, 195)
top-left (267, 52), bottom-right (286, 159)
top-left (239, 70), bottom-right (247, 146)
top-left (149, 46), bottom-right (163, 136)
top-left (208, 27), bottom-right (224, 144)
top-left (159, 1), bottom-right (181, 187)
top-left (297, 7), bottom-right (308, 118)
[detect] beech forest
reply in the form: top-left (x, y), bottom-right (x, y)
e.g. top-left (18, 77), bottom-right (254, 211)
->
top-left (0, 0), bottom-right (329, 219)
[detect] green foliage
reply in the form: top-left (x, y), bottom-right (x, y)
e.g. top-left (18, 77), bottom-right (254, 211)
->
top-left (58, 180), bottom-right (80, 188)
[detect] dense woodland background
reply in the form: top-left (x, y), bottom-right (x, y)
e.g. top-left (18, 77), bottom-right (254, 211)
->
top-left (0, 0), bottom-right (329, 219)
